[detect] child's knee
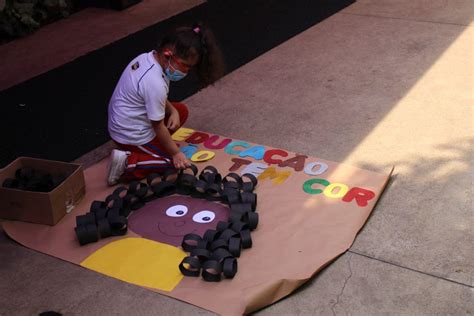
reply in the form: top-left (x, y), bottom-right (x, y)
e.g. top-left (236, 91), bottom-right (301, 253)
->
top-left (172, 102), bottom-right (189, 125)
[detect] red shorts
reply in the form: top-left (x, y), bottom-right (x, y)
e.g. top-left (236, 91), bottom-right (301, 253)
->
top-left (114, 102), bottom-right (188, 181)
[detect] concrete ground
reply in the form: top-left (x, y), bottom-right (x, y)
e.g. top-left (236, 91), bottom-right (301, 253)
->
top-left (1, 0), bottom-right (473, 315)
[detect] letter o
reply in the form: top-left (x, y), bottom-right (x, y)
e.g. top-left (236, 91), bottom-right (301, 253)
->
top-left (191, 150), bottom-right (216, 162)
top-left (304, 161), bottom-right (328, 176)
top-left (323, 183), bottom-right (349, 199)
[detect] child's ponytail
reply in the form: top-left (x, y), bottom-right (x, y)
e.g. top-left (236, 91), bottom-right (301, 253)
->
top-left (157, 22), bottom-right (225, 88)
top-left (192, 22), bottom-right (225, 87)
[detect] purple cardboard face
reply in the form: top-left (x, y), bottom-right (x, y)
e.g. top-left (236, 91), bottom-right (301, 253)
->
top-left (128, 196), bottom-right (230, 246)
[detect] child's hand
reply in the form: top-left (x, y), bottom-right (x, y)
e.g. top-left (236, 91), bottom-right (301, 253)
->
top-left (172, 152), bottom-right (191, 169)
top-left (167, 111), bottom-right (181, 131)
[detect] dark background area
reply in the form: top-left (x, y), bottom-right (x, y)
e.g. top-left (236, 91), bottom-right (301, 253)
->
top-left (0, 0), bottom-right (354, 168)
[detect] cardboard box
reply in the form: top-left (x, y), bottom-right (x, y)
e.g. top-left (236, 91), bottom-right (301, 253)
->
top-left (0, 157), bottom-right (85, 225)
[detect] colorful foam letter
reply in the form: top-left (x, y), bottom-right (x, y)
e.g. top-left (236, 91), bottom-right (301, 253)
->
top-left (172, 128), bottom-right (195, 141)
top-left (241, 162), bottom-right (269, 177)
top-left (191, 150), bottom-right (216, 162)
top-left (304, 161), bottom-right (329, 176)
top-left (279, 155), bottom-right (308, 172)
top-left (239, 145), bottom-right (266, 160)
top-left (180, 145), bottom-right (198, 159)
top-left (229, 158), bottom-right (252, 172)
top-left (186, 132), bottom-right (210, 144)
top-left (342, 187), bottom-right (375, 207)
top-left (303, 178), bottom-right (330, 194)
top-left (263, 149), bottom-right (288, 165)
top-left (323, 183), bottom-right (349, 199)
top-left (258, 167), bottom-right (292, 185)
top-left (203, 135), bottom-right (232, 150)
top-left (225, 141), bottom-right (250, 155)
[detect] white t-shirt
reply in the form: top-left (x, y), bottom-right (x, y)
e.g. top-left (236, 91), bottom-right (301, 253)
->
top-left (108, 51), bottom-right (170, 145)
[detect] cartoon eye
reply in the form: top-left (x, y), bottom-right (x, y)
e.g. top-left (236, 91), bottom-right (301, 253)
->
top-left (192, 210), bottom-right (216, 223)
top-left (165, 205), bottom-right (188, 217)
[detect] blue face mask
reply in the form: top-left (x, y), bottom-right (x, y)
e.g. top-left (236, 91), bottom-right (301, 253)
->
top-left (165, 61), bottom-right (187, 81)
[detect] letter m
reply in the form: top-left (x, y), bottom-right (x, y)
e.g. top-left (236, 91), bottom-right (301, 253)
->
top-left (257, 167), bottom-right (291, 185)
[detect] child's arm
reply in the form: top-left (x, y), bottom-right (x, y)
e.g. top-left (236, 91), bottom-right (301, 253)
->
top-left (165, 101), bottom-right (180, 131)
top-left (151, 120), bottom-right (190, 169)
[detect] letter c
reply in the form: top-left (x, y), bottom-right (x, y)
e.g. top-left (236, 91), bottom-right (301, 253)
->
top-left (303, 178), bottom-right (330, 195)
top-left (224, 141), bottom-right (250, 155)
top-left (264, 149), bottom-right (288, 165)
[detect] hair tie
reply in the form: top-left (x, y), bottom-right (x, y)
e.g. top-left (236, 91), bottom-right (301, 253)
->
top-left (193, 27), bottom-right (200, 34)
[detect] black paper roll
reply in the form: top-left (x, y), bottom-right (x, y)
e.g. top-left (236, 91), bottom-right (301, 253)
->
top-left (123, 193), bottom-right (145, 211)
top-left (181, 233), bottom-right (203, 252)
top-left (222, 173), bottom-right (242, 190)
top-left (203, 229), bottom-right (219, 242)
top-left (90, 200), bottom-right (107, 213)
top-left (228, 237), bottom-right (241, 257)
top-left (197, 240), bottom-right (210, 250)
top-left (229, 212), bottom-right (243, 223)
top-left (151, 181), bottom-right (176, 197)
top-left (112, 186), bottom-right (128, 198)
top-left (97, 218), bottom-right (112, 238)
top-left (216, 221), bottom-right (231, 232)
top-left (205, 184), bottom-right (222, 202)
top-left (179, 256), bottom-right (201, 277)
top-left (240, 192), bottom-right (257, 211)
top-left (241, 173), bottom-right (258, 192)
top-left (137, 185), bottom-right (149, 198)
top-left (230, 221), bottom-right (249, 233)
top-left (76, 213), bottom-right (96, 226)
top-left (191, 248), bottom-right (211, 261)
top-left (127, 181), bottom-right (140, 193)
top-left (201, 260), bottom-right (222, 282)
top-left (240, 229), bottom-right (253, 249)
top-left (222, 188), bottom-right (240, 205)
top-left (219, 229), bottom-right (239, 241)
top-left (182, 164), bottom-right (198, 176)
top-left (200, 165), bottom-right (219, 177)
top-left (211, 248), bottom-right (233, 263)
top-left (108, 215), bottom-right (128, 236)
top-left (242, 211), bottom-right (259, 230)
top-left (223, 257), bottom-right (238, 278)
top-left (94, 208), bottom-right (107, 221)
top-left (75, 223), bottom-right (99, 245)
top-left (146, 173), bottom-right (162, 186)
top-left (210, 238), bottom-right (228, 251)
top-left (230, 203), bottom-right (253, 214)
top-left (105, 194), bottom-right (124, 210)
